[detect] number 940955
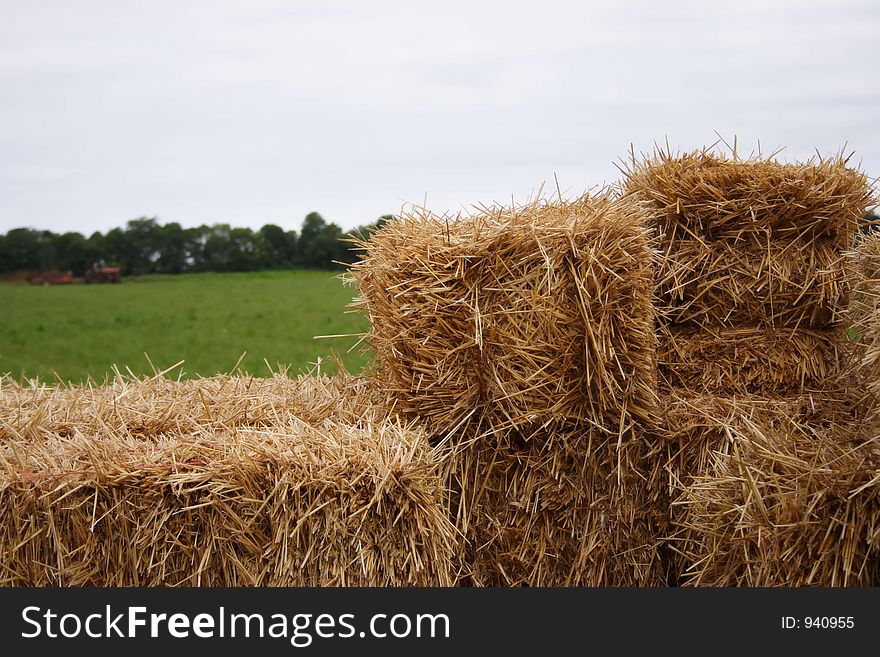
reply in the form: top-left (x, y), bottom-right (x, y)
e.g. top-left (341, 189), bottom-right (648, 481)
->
top-left (782, 616), bottom-right (854, 629)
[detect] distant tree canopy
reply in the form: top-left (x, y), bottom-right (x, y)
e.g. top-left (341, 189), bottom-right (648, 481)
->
top-left (0, 212), bottom-right (392, 276)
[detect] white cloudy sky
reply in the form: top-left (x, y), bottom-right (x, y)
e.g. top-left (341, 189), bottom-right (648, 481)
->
top-left (0, 0), bottom-right (877, 234)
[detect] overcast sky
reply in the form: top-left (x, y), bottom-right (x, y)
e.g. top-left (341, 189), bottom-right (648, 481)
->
top-left (1, 0), bottom-right (877, 234)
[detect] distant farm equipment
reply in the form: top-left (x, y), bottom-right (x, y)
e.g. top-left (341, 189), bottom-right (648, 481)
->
top-left (85, 263), bottom-right (121, 284)
top-left (28, 270), bottom-right (74, 285)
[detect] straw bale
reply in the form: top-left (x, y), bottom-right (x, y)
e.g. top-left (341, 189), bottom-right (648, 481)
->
top-left (658, 325), bottom-right (844, 394)
top-left (448, 422), bottom-right (666, 587)
top-left (0, 371), bottom-right (380, 443)
top-left (0, 375), bottom-right (455, 587)
top-left (650, 388), bottom-right (864, 585)
top-left (653, 389), bottom-right (851, 496)
top-left (851, 231), bottom-right (880, 281)
top-left (655, 236), bottom-right (848, 328)
top-left (843, 233), bottom-right (880, 397)
top-left (350, 194), bottom-right (657, 435)
top-left (674, 413), bottom-right (880, 586)
top-left (623, 147), bottom-right (874, 247)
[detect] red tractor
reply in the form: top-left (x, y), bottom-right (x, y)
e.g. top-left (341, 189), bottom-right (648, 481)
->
top-left (85, 263), bottom-right (121, 284)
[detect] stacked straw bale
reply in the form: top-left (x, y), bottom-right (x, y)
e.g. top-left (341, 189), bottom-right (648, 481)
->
top-left (0, 373), bottom-right (456, 586)
top-left (625, 146), bottom-right (877, 585)
top-left (654, 231), bottom-right (880, 586)
top-left (624, 148), bottom-right (873, 394)
top-left (350, 194), bottom-right (657, 435)
top-left (658, 326), bottom-right (844, 393)
top-left (352, 194), bottom-right (665, 586)
top-left (845, 232), bottom-right (880, 406)
top-left (0, 370), bottom-right (380, 442)
top-left (665, 390), bottom-right (880, 586)
top-left (451, 422), bottom-right (665, 586)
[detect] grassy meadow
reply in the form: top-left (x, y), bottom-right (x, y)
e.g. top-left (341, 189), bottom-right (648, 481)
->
top-left (1, 271), bottom-right (371, 383)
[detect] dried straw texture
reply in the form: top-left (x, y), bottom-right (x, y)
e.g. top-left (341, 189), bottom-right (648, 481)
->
top-left (448, 423), bottom-right (665, 587)
top-left (0, 371), bottom-right (381, 442)
top-left (852, 231), bottom-right (880, 282)
top-left (0, 374), bottom-right (456, 587)
top-left (623, 148), bottom-right (873, 247)
top-left (350, 195), bottom-right (658, 435)
top-left (652, 389), bottom-right (868, 585)
top-left (654, 390), bottom-right (852, 501)
top-left (844, 232), bottom-right (880, 400)
top-left (655, 237), bottom-right (848, 328)
top-left (625, 147), bottom-right (873, 336)
top-left (674, 414), bottom-right (880, 586)
top-left (658, 325), bottom-right (844, 394)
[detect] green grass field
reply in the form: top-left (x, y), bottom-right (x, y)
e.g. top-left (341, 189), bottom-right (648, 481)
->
top-left (2, 271), bottom-right (371, 383)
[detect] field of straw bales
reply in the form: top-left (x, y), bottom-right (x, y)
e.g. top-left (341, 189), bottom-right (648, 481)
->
top-left (2, 144), bottom-right (879, 587)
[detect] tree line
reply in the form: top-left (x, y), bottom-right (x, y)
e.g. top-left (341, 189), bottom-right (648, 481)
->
top-left (5, 209), bottom-right (877, 277)
top-left (0, 212), bottom-right (391, 276)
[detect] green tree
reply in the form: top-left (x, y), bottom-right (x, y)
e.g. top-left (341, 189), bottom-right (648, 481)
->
top-left (4, 228), bottom-right (42, 271)
top-left (102, 227), bottom-right (129, 271)
top-left (37, 230), bottom-right (58, 271)
top-left (123, 217), bottom-right (163, 275)
top-left (86, 231), bottom-right (106, 268)
top-left (298, 212), bottom-right (349, 269)
top-left (55, 231), bottom-right (90, 275)
top-left (157, 222), bottom-right (187, 274)
top-left (257, 223), bottom-right (297, 269)
top-left (201, 225), bottom-right (259, 271)
top-left (298, 212), bottom-right (327, 267)
top-left (227, 227), bottom-right (259, 271)
top-left (203, 224), bottom-right (236, 272)
top-left (183, 225), bottom-right (209, 271)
